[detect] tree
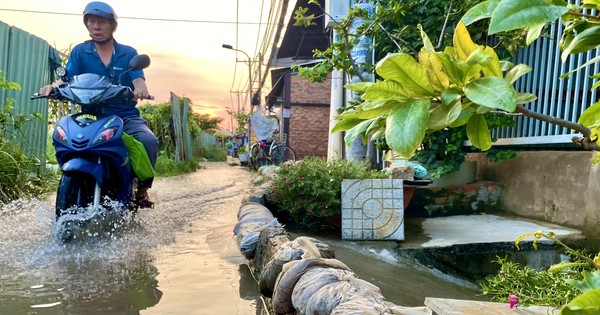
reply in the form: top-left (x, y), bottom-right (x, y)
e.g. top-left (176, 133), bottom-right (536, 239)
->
top-left (296, 0), bottom-right (600, 162)
top-left (226, 109), bottom-right (249, 135)
top-left (190, 112), bottom-right (222, 134)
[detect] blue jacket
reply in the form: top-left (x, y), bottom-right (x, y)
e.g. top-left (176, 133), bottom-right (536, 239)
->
top-left (66, 40), bottom-right (145, 117)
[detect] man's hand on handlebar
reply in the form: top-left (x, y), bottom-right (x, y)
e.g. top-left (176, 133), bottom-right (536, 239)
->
top-left (38, 81), bottom-right (62, 98)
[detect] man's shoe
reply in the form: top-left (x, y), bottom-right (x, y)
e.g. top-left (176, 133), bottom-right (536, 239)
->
top-left (135, 194), bottom-right (155, 208)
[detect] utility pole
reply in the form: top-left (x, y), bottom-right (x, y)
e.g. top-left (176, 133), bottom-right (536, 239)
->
top-left (222, 44), bottom-right (254, 155)
top-left (345, 0), bottom-right (374, 162)
top-left (324, 0), bottom-right (350, 160)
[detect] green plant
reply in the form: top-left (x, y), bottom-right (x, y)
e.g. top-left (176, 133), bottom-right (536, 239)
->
top-left (227, 110), bottom-right (249, 135)
top-left (0, 71), bottom-right (57, 203)
top-left (415, 126), bottom-right (467, 179)
top-left (197, 144), bottom-right (227, 162)
top-left (299, 0), bottom-right (600, 168)
top-left (154, 152), bottom-right (202, 177)
top-left (482, 231), bottom-right (600, 312)
top-left (480, 256), bottom-right (581, 307)
top-left (269, 156), bottom-right (387, 229)
top-left (415, 112), bottom-right (516, 178)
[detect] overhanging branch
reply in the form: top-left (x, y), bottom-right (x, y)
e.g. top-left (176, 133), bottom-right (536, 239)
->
top-left (515, 104), bottom-right (600, 151)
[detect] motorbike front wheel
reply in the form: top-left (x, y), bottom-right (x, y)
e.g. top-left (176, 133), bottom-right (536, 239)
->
top-left (55, 171), bottom-right (96, 217)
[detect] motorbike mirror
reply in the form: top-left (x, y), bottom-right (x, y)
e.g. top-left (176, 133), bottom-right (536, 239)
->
top-left (129, 54), bottom-right (151, 71)
top-left (118, 54), bottom-right (151, 85)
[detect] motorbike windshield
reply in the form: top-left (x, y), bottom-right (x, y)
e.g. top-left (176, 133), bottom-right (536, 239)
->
top-left (69, 74), bottom-right (112, 105)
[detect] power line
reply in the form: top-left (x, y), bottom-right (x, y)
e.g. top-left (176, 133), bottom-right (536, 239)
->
top-left (0, 8), bottom-right (279, 25)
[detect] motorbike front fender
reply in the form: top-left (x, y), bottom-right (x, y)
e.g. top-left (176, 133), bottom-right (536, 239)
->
top-left (61, 158), bottom-right (104, 186)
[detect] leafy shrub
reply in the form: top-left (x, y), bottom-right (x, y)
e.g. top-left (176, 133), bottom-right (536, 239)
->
top-left (269, 157), bottom-right (387, 229)
top-left (197, 144), bottom-right (227, 162)
top-left (0, 70), bottom-right (56, 203)
top-left (154, 152), bottom-right (201, 177)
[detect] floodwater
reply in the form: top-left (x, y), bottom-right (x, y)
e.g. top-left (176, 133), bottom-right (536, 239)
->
top-left (0, 162), bottom-right (482, 315)
top-left (0, 162), bottom-right (263, 315)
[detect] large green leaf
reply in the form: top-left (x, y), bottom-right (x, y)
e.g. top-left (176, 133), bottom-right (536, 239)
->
top-left (489, 0), bottom-right (568, 34)
top-left (344, 119), bottom-right (374, 146)
top-left (345, 81), bottom-right (373, 93)
top-left (362, 81), bottom-right (410, 101)
top-left (517, 92), bottom-right (538, 104)
top-left (462, 0), bottom-right (501, 26)
top-left (385, 99), bottom-right (430, 158)
top-left (449, 109), bottom-right (475, 128)
top-left (578, 101), bottom-right (600, 127)
top-left (561, 26), bottom-right (600, 62)
top-left (375, 53), bottom-right (435, 97)
top-left (560, 288), bottom-right (600, 315)
top-left (454, 21), bottom-right (480, 61)
top-left (441, 88), bottom-right (462, 106)
top-left (466, 49), bottom-right (491, 67)
top-left (418, 24), bottom-right (435, 52)
top-left (464, 77), bottom-right (518, 112)
top-left (331, 118), bottom-right (365, 134)
top-left (505, 64), bottom-right (532, 84)
top-left (527, 22), bottom-right (546, 45)
top-left (565, 271), bottom-right (600, 292)
top-left (427, 99), bottom-right (463, 131)
top-left (356, 101), bottom-right (398, 119)
top-left (419, 50), bottom-right (450, 92)
top-left (365, 117), bottom-right (386, 139)
top-left (466, 114), bottom-right (492, 150)
top-left (439, 53), bottom-right (472, 87)
top-left (481, 46), bottom-right (503, 77)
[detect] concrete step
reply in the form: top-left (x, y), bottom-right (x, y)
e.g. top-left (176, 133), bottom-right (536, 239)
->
top-left (425, 297), bottom-right (558, 315)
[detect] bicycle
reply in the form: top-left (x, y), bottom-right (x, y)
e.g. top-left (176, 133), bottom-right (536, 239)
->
top-left (249, 115), bottom-right (296, 170)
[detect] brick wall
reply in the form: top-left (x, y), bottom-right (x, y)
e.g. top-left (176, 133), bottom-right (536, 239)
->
top-left (290, 74), bottom-right (331, 103)
top-left (287, 74), bottom-right (331, 159)
top-left (288, 105), bottom-right (330, 158)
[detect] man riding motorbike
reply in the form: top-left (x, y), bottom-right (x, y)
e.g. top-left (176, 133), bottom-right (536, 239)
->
top-left (39, 1), bottom-right (158, 208)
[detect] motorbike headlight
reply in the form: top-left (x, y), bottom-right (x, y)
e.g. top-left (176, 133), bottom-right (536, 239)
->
top-left (55, 126), bottom-right (68, 143)
top-left (92, 127), bottom-right (119, 145)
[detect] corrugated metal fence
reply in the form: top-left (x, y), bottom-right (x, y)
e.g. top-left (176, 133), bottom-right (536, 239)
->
top-left (0, 20), bottom-right (60, 163)
top-left (494, 17), bottom-right (600, 146)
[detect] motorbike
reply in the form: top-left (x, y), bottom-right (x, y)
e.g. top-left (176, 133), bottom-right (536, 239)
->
top-left (31, 54), bottom-right (153, 241)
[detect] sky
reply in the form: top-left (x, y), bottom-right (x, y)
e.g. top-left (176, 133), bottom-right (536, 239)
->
top-left (0, 0), bottom-right (285, 130)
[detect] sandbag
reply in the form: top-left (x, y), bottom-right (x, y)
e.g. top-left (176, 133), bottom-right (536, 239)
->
top-left (272, 258), bottom-right (350, 315)
top-left (234, 202), bottom-right (280, 257)
top-left (236, 202), bottom-right (274, 222)
top-left (236, 218), bottom-right (280, 257)
top-left (258, 237), bottom-right (336, 297)
top-left (291, 267), bottom-right (363, 314)
top-left (330, 291), bottom-right (432, 315)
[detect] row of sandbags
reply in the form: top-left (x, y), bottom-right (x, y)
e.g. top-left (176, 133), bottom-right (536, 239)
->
top-left (234, 201), bottom-right (432, 314)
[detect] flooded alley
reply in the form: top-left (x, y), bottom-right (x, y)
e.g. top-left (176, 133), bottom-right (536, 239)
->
top-left (0, 162), bottom-right (484, 314)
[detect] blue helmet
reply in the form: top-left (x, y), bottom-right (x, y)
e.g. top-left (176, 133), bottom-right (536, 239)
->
top-left (83, 2), bottom-right (118, 30)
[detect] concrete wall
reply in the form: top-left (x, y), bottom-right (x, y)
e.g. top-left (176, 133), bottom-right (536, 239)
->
top-left (471, 151), bottom-right (600, 248)
top-left (288, 74), bottom-right (331, 159)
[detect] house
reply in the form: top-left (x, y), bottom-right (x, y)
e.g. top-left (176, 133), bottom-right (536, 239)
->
top-left (261, 0), bottom-right (332, 160)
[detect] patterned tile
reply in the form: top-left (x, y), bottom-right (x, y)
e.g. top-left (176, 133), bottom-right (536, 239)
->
top-left (341, 179), bottom-right (404, 240)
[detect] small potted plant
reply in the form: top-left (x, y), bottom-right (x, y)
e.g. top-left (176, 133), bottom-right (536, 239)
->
top-left (238, 145), bottom-right (249, 163)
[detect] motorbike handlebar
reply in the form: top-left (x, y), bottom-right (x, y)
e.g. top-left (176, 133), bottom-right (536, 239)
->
top-left (30, 93), bottom-right (46, 100)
